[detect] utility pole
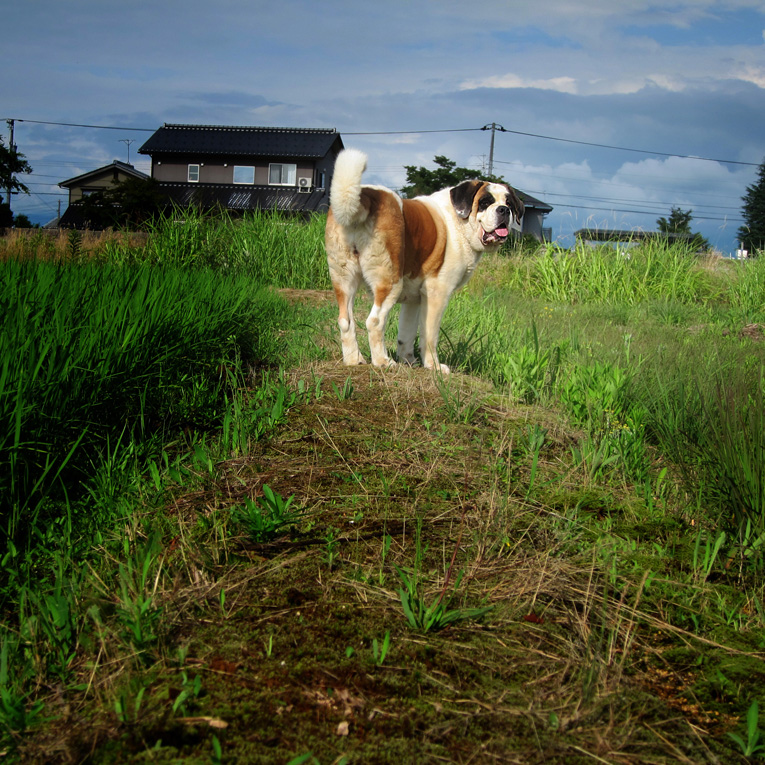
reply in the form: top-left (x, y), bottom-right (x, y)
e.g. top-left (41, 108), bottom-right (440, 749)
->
top-left (5, 119), bottom-right (15, 208)
top-left (481, 123), bottom-right (506, 177)
top-left (119, 139), bottom-right (135, 165)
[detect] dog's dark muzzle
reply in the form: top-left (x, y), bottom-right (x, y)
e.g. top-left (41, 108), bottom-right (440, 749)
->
top-left (496, 205), bottom-right (511, 225)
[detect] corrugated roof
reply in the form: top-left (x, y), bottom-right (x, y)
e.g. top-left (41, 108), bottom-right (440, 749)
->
top-left (157, 182), bottom-right (328, 213)
top-left (139, 124), bottom-right (342, 158)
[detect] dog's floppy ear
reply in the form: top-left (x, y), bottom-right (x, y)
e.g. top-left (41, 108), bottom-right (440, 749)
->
top-left (450, 180), bottom-right (484, 219)
top-left (506, 186), bottom-right (525, 224)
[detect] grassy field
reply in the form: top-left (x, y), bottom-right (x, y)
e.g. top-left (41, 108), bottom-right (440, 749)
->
top-left (2, 212), bottom-right (765, 763)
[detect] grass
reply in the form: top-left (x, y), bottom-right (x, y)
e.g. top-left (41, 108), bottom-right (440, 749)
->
top-left (2, 216), bottom-right (765, 762)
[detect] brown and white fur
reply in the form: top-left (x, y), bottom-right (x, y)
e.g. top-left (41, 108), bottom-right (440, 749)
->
top-left (325, 149), bottom-right (524, 372)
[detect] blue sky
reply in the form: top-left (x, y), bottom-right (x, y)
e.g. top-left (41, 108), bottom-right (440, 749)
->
top-left (3, 0), bottom-right (764, 253)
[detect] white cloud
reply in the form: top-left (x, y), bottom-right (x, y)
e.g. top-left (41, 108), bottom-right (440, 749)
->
top-left (736, 65), bottom-right (765, 87)
top-left (460, 74), bottom-right (579, 94)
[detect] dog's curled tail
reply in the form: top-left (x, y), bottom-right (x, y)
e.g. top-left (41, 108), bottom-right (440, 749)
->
top-left (329, 149), bottom-right (368, 227)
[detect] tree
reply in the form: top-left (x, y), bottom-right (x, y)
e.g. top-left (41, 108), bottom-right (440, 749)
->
top-left (76, 177), bottom-right (165, 229)
top-left (12, 213), bottom-right (33, 228)
top-left (0, 137), bottom-right (33, 196)
top-left (656, 206), bottom-right (709, 251)
top-left (738, 158), bottom-right (765, 255)
top-left (400, 155), bottom-right (505, 198)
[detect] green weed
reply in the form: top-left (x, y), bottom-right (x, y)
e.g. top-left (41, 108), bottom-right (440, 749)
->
top-left (433, 370), bottom-right (485, 423)
top-left (115, 533), bottom-right (164, 658)
top-left (394, 519), bottom-right (492, 633)
top-left (499, 321), bottom-right (561, 404)
top-left (232, 485), bottom-right (302, 543)
top-left (372, 630), bottom-right (391, 666)
top-left (728, 700), bottom-right (765, 758)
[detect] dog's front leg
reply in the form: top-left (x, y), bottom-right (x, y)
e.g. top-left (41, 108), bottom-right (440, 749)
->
top-left (397, 301), bottom-right (420, 365)
top-left (419, 286), bottom-right (451, 374)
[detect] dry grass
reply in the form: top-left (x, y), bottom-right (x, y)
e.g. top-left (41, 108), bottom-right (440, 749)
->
top-left (0, 228), bottom-right (147, 261)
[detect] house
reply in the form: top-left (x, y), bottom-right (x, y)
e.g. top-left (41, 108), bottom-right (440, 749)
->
top-left (58, 160), bottom-right (150, 227)
top-left (137, 124), bottom-right (344, 215)
top-left (514, 191), bottom-right (553, 242)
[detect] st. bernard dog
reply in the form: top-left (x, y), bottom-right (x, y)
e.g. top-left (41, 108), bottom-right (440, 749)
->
top-left (325, 149), bottom-right (524, 373)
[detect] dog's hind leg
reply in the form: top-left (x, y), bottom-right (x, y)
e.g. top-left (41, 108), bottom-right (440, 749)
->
top-left (396, 300), bottom-right (420, 365)
top-left (333, 276), bottom-right (366, 366)
top-left (366, 282), bottom-right (402, 367)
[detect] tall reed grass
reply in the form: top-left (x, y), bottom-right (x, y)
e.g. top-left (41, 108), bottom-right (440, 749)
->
top-left (0, 208), bottom-right (331, 289)
top-left (0, 259), bottom-right (293, 556)
top-left (137, 208), bottom-right (330, 288)
top-left (505, 241), bottom-right (720, 306)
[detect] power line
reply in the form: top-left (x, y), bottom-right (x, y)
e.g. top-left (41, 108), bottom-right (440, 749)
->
top-left (343, 127), bottom-right (481, 136)
top-left (488, 126), bottom-right (759, 167)
top-left (6, 117), bottom-right (759, 167)
top-left (525, 189), bottom-right (741, 212)
top-left (492, 158), bottom-right (747, 203)
top-left (552, 201), bottom-right (744, 222)
top-left (8, 118), bottom-right (155, 132)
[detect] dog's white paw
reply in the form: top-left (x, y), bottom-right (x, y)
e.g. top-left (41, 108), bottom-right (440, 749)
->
top-left (424, 362), bottom-right (450, 374)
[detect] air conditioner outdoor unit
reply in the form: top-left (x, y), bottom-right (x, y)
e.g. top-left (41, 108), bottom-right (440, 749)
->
top-left (298, 177), bottom-right (312, 193)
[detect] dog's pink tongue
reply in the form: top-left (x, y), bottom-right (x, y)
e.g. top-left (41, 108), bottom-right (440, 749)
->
top-left (495, 227), bottom-right (509, 237)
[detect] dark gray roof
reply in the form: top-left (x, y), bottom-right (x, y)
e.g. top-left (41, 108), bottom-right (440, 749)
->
top-left (139, 124), bottom-right (343, 158)
top-left (515, 190), bottom-right (552, 212)
top-left (59, 160), bottom-right (149, 188)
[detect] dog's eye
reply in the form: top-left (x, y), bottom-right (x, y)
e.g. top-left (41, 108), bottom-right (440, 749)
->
top-left (477, 196), bottom-right (493, 211)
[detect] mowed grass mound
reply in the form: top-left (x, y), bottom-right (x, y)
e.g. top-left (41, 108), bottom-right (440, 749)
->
top-left (10, 362), bottom-right (762, 764)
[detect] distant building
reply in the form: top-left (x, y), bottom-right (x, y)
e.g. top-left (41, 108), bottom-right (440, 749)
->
top-left (514, 191), bottom-right (553, 242)
top-left (58, 160), bottom-right (150, 228)
top-left (138, 124), bottom-right (344, 215)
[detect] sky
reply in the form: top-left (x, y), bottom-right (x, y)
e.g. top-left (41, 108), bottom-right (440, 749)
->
top-left (2, 0), bottom-right (764, 254)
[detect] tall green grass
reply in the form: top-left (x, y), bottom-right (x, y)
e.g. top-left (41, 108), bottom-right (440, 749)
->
top-left (445, 247), bottom-right (765, 561)
top-left (0, 259), bottom-right (293, 555)
top-left (137, 208), bottom-right (330, 288)
top-left (1, 208), bottom-right (331, 289)
top-left (506, 241), bottom-right (719, 306)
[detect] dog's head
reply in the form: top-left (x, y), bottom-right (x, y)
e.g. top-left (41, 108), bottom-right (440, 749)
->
top-left (450, 180), bottom-right (525, 248)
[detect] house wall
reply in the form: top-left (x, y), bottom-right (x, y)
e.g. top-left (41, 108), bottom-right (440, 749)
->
top-left (521, 210), bottom-right (546, 242)
top-left (152, 155), bottom-right (318, 187)
top-left (66, 169), bottom-right (136, 204)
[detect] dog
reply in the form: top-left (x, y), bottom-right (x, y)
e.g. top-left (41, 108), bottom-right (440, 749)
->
top-left (325, 149), bottom-right (524, 373)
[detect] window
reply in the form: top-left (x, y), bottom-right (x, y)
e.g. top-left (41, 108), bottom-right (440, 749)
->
top-left (268, 163), bottom-right (297, 186)
top-left (233, 166), bottom-right (255, 184)
top-left (188, 164), bottom-right (200, 183)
